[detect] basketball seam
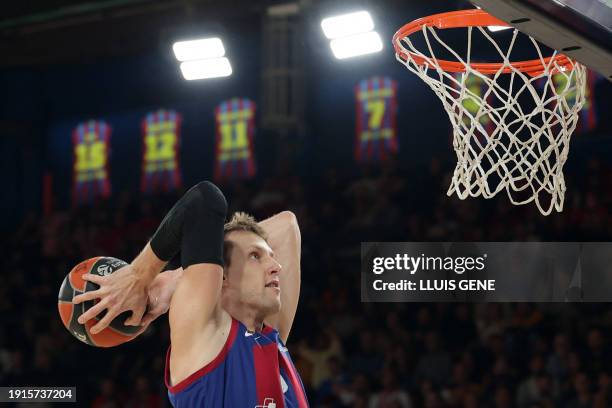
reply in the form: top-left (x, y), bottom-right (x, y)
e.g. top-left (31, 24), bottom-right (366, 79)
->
top-left (62, 277), bottom-right (76, 330)
top-left (105, 325), bottom-right (135, 337)
top-left (79, 295), bottom-right (96, 346)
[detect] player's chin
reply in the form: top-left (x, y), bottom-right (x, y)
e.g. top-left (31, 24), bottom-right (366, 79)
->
top-left (264, 285), bottom-right (281, 298)
top-left (266, 296), bottom-right (281, 313)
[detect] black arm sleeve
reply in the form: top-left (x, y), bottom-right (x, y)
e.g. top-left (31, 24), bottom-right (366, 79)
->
top-left (162, 254), bottom-right (182, 272)
top-left (150, 181), bottom-right (227, 268)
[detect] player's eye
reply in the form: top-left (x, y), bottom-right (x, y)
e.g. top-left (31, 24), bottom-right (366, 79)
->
top-left (249, 252), bottom-right (260, 260)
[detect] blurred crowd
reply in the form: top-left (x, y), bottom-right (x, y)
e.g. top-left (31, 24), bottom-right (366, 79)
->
top-left (1, 155), bottom-right (611, 407)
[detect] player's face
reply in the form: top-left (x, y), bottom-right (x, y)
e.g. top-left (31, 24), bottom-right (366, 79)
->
top-left (223, 231), bottom-right (282, 314)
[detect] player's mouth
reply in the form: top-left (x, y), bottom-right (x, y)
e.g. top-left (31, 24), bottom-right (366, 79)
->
top-left (265, 281), bottom-right (280, 290)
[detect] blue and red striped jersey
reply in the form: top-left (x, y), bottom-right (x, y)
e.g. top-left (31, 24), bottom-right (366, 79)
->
top-left (165, 317), bottom-right (309, 408)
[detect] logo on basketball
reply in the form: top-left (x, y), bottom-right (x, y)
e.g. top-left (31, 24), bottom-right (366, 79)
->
top-left (96, 264), bottom-right (112, 276)
top-left (73, 331), bottom-right (87, 342)
top-left (109, 259), bottom-right (126, 268)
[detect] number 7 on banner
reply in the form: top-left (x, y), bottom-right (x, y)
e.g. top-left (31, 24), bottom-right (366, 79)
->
top-left (355, 77), bottom-right (398, 163)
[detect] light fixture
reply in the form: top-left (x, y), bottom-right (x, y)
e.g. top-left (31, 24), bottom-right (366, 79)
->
top-left (172, 38), bottom-right (225, 62)
top-left (179, 57), bottom-right (233, 80)
top-left (329, 31), bottom-right (383, 59)
top-left (321, 11), bottom-right (374, 39)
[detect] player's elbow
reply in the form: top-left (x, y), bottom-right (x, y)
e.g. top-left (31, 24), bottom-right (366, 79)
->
top-left (193, 180), bottom-right (228, 216)
top-left (279, 211), bottom-right (300, 239)
top-left (279, 210), bottom-right (298, 227)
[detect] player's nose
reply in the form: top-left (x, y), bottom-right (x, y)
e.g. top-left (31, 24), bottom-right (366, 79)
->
top-left (267, 258), bottom-right (282, 275)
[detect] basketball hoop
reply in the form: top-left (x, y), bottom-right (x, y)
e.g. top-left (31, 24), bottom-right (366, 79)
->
top-left (393, 9), bottom-right (587, 215)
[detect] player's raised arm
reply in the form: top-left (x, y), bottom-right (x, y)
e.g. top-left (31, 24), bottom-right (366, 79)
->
top-left (73, 181), bottom-right (227, 337)
top-left (261, 211), bottom-right (301, 343)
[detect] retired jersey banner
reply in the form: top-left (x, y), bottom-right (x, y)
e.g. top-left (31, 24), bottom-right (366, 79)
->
top-left (538, 68), bottom-right (600, 135)
top-left (550, 69), bottom-right (599, 134)
top-left (453, 73), bottom-right (495, 142)
top-left (141, 109), bottom-right (182, 194)
top-left (214, 98), bottom-right (257, 182)
top-left (355, 77), bottom-right (398, 162)
top-left (72, 120), bottom-right (111, 206)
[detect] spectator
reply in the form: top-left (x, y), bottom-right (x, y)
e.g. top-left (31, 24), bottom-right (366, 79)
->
top-left (91, 379), bottom-right (122, 408)
top-left (584, 328), bottom-right (610, 376)
top-left (299, 330), bottom-right (343, 390)
top-left (564, 372), bottom-right (592, 408)
top-left (369, 367), bottom-right (413, 408)
top-left (516, 355), bottom-right (550, 407)
top-left (547, 333), bottom-right (571, 382)
top-left (413, 332), bottom-right (452, 387)
top-left (317, 355), bottom-right (351, 406)
top-left (126, 376), bottom-right (161, 408)
top-left (490, 386), bottom-right (513, 408)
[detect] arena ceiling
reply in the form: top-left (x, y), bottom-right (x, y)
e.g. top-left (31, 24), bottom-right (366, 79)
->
top-left (0, 0), bottom-right (420, 67)
top-left (0, 0), bottom-right (276, 67)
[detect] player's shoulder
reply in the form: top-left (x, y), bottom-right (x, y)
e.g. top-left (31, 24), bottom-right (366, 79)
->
top-left (170, 307), bottom-right (232, 355)
top-left (168, 309), bottom-right (237, 387)
top-left (209, 308), bottom-right (236, 339)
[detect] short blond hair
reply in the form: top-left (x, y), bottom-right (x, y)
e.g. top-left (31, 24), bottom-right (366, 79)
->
top-left (223, 212), bottom-right (267, 266)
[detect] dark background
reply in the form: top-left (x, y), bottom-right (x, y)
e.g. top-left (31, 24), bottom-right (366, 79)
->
top-left (1, 0), bottom-right (611, 407)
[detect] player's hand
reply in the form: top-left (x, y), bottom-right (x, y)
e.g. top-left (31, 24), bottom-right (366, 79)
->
top-left (140, 268), bottom-right (183, 326)
top-left (72, 264), bottom-right (150, 333)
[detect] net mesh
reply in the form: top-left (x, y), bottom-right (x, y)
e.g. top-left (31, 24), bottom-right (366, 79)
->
top-left (395, 23), bottom-right (587, 215)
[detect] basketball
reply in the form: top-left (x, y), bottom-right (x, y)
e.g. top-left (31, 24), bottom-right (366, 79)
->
top-left (57, 256), bottom-right (142, 347)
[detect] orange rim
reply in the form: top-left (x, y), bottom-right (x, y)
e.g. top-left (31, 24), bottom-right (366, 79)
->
top-left (393, 9), bottom-right (576, 76)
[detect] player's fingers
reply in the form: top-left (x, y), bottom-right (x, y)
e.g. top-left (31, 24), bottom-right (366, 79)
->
top-left (124, 305), bottom-right (146, 326)
top-left (81, 273), bottom-right (105, 284)
top-left (72, 289), bottom-right (104, 304)
top-left (134, 321), bottom-right (151, 337)
top-left (139, 313), bottom-right (155, 327)
top-left (77, 298), bottom-right (109, 324)
top-left (90, 306), bottom-right (119, 334)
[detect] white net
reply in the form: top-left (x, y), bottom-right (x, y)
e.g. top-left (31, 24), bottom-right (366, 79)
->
top-left (395, 23), bottom-right (587, 215)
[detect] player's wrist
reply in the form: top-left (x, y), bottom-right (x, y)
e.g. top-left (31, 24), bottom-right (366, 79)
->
top-left (162, 268), bottom-right (183, 297)
top-left (132, 243), bottom-right (166, 283)
top-left (154, 267), bottom-right (183, 289)
top-left (167, 266), bottom-right (184, 281)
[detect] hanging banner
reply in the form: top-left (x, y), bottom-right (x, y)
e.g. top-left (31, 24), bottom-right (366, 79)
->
top-left (72, 120), bottom-right (112, 206)
top-left (214, 98), bottom-right (257, 182)
top-left (550, 69), bottom-right (599, 135)
top-left (141, 109), bottom-right (182, 194)
top-left (355, 77), bottom-right (398, 163)
top-left (453, 73), bottom-right (495, 143)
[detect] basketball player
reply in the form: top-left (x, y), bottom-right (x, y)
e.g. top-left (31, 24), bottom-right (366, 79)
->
top-left (73, 181), bottom-right (308, 407)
